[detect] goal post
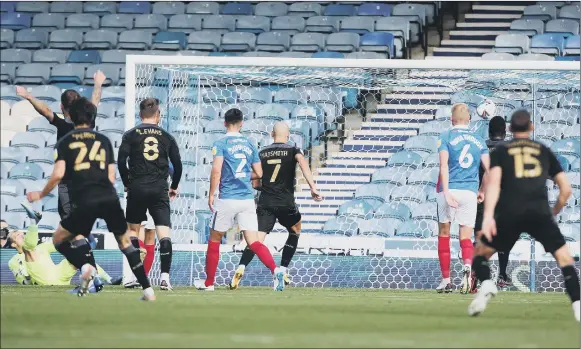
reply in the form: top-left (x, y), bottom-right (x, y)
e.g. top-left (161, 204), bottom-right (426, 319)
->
top-left (124, 56), bottom-right (580, 290)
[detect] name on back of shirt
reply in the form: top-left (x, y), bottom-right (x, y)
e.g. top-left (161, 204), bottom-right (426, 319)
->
top-left (136, 128), bottom-right (162, 136)
top-left (449, 133), bottom-right (485, 148)
top-left (71, 132), bottom-right (96, 140)
top-left (260, 150), bottom-right (289, 159)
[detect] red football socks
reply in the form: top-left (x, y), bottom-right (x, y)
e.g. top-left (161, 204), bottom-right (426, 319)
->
top-left (460, 239), bottom-right (474, 265)
top-left (205, 241), bottom-right (220, 287)
top-left (250, 241), bottom-right (276, 274)
top-left (144, 244), bottom-right (155, 276)
top-left (438, 236), bottom-right (451, 279)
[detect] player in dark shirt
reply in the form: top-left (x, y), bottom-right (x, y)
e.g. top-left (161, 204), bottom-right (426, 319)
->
top-left (26, 97), bottom-right (155, 300)
top-left (468, 110), bottom-right (579, 321)
top-left (229, 122), bottom-right (322, 289)
top-left (117, 98), bottom-right (183, 291)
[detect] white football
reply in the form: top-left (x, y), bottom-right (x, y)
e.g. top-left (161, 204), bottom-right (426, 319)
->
top-left (476, 100), bottom-right (496, 119)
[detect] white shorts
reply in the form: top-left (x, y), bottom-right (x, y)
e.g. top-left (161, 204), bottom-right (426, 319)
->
top-left (437, 189), bottom-right (477, 228)
top-left (142, 212), bottom-right (155, 230)
top-left (210, 199), bottom-right (258, 233)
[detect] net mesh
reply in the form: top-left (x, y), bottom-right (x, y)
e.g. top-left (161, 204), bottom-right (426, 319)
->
top-left (130, 62), bottom-right (580, 290)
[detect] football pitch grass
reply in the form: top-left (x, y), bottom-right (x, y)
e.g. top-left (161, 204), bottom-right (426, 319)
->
top-left (1, 286), bottom-right (579, 348)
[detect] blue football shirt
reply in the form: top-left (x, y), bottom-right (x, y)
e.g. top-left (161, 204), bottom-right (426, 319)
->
top-left (212, 132), bottom-right (260, 200)
top-left (438, 126), bottom-right (488, 193)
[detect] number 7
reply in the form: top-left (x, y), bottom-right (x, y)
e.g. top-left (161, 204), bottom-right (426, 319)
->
top-left (267, 159), bottom-right (281, 182)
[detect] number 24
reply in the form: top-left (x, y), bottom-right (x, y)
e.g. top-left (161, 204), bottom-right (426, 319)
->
top-left (69, 141), bottom-right (106, 171)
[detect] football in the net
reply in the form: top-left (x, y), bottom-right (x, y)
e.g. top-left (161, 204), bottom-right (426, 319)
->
top-left (476, 99), bottom-right (496, 119)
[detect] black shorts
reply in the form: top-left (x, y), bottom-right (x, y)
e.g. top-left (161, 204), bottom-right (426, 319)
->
top-left (474, 202), bottom-right (484, 233)
top-left (57, 182), bottom-right (73, 220)
top-left (126, 184), bottom-right (171, 227)
top-left (61, 192), bottom-right (126, 237)
top-left (480, 211), bottom-right (566, 255)
top-left (257, 205), bottom-right (301, 234)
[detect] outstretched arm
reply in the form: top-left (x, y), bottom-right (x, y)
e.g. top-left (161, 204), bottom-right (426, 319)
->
top-left (296, 152), bottom-right (322, 201)
top-left (15, 86), bottom-right (54, 122)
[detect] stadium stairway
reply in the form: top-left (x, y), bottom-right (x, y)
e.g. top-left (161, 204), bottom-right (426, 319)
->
top-left (285, 86), bottom-right (452, 233)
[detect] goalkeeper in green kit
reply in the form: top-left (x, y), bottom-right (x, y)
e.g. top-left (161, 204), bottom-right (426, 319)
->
top-left (2, 204), bottom-right (110, 288)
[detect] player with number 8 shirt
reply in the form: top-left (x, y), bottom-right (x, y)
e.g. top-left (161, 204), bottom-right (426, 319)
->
top-left (117, 98), bottom-right (183, 291)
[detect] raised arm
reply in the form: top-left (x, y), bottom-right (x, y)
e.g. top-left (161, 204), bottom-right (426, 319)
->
top-left (15, 86), bottom-right (55, 122)
top-left (296, 152), bottom-right (322, 201)
top-left (91, 71), bottom-right (107, 107)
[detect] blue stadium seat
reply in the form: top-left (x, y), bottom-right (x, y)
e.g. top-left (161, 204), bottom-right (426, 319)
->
top-left (119, 2), bottom-right (151, 14)
top-left (392, 4), bottom-right (426, 44)
top-left (221, 32), bottom-right (256, 52)
top-left (0, 28), bottom-right (14, 49)
top-left (358, 3), bottom-right (393, 17)
top-left (203, 119), bottom-right (227, 134)
top-left (571, 158), bottom-right (580, 172)
top-left (374, 201), bottom-right (412, 221)
top-left (509, 19), bottom-right (545, 36)
top-left (305, 16), bottom-right (339, 33)
top-left (324, 4), bottom-right (356, 16)
top-left (388, 150), bottom-right (423, 169)
top-left (255, 2), bottom-right (287, 17)
top-left (288, 3), bottom-right (322, 17)
top-left (168, 14), bottom-right (202, 33)
top-left (234, 15), bottom-right (269, 34)
top-left (419, 120), bottom-right (447, 136)
top-left (10, 131), bottom-right (45, 149)
top-left (0, 2), bottom-right (15, 13)
top-left (49, 29), bottom-right (83, 50)
top-left (391, 185), bottom-right (428, 205)
top-left (118, 30), bottom-right (152, 50)
top-left (1, 178), bottom-right (26, 197)
top-left (552, 138), bottom-right (581, 162)
top-left (546, 19), bottom-right (579, 37)
top-left (411, 202), bottom-right (438, 221)
top-left (271, 16), bottom-right (305, 34)
top-left (565, 35), bottom-right (580, 55)
top-left (407, 167), bottom-right (438, 187)
top-left (341, 16), bottom-right (374, 34)
top-left (338, 199), bottom-right (374, 220)
top-left (324, 32), bottom-right (359, 53)
top-left (186, 31), bottom-right (221, 52)
top-left (238, 87), bottom-right (271, 104)
top-left (50, 2), bottom-right (82, 14)
top-left (8, 162), bottom-right (43, 180)
top-left (95, 102), bottom-right (118, 119)
top-left (14, 28), bottom-right (47, 49)
top-left (531, 33), bottom-right (567, 56)
top-left (66, 14), bottom-right (100, 31)
top-left (0, 164), bottom-right (9, 180)
top-left (403, 136), bottom-right (438, 157)
top-left (100, 14), bottom-right (134, 33)
top-left (355, 183), bottom-right (395, 203)
top-left (32, 13), bottom-right (65, 32)
top-left (134, 14), bottom-right (168, 34)
top-left (15, 2), bottom-right (48, 14)
top-left (372, 166), bottom-right (411, 186)
top-left (203, 86), bottom-right (237, 104)
top-left (0, 85), bottom-right (20, 103)
top-left (559, 4), bottom-right (580, 20)
top-left (101, 49), bottom-right (131, 64)
top-left (2, 212), bottom-right (26, 229)
top-left (82, 30), bottom-right (118, 50)
top-left (83, 2), bottom-right (117, 15)
top-left (396, 219), bottom-right (436, 238)
top-left (561, 223), bottom-right (580, 242)
top-left (0, 62), bottom-right (17, 84)
top-left (186, 2), bottom-right (219, 15)
top-left (256, 32), bottom-right (290, 52)
top-left (561, 206), bottom-right (580, 224)
top-left (358, 218), bottom-right (399, 238)
top-left (67, 50), bottom-right (101, 64)
top-left (27, 147), bottom-right (54, 164)
top-left (42, 196), bottom-right (58, 212)
top-left (0, 13), bottom-right (31, 30)
top-left (256, 104), bottom-right (290, 121)
top-left (322, 216), bottom-right (358, 236)
top-left (360, 32), bottom-right (395, 58)
top-left (562, 92), bottom-right (580, 109)
top-left (14, 63), bottom-right (50, 85)
top-left (1, 147), bottom-right (26, 165)
top-left (152, 31), bottom-right (187, 50)
top-left (48, 63), bottom-right (86, 85)
top-left (153, 1), bottom-right (185, 16)
top-left (494, 34), bottom-right (530, 54)
top-left (38, 212), bottom-right (60, 230)
top-left (202, 15), bottom-right (235, 34)
top-left (222, 2), bottom-right (252, 15)
top-left (29, 85), bottom-right (61, 103)
top-left (422, 153), bottom-right (440, 169)
top-left (290, 32), bottom-right (325, 52)
top-left (1, 48), bottom-right (31, 63)
top-left (523, 4), bottom-right (557, 21)
top-left (96, 118), bottom-right (124, 134)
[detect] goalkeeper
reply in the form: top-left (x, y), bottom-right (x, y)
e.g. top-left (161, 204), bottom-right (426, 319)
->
top-left (2, 208), bottom-right (111, 287)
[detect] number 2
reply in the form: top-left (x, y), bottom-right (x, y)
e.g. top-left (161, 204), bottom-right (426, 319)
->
top-left (68, 141), bottom-right (106, 171)
top-left (458, 144), bottom-right (474, 169)
top-left (508, 147), bottom-right (542, 178)
top-left (234, 153), bottom-right (247, 178)
top-left (267, 159), bottom-right (281, 182)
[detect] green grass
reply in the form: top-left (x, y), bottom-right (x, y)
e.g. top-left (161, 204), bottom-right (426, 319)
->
top-left (1, 286), bottom-right (579, 348)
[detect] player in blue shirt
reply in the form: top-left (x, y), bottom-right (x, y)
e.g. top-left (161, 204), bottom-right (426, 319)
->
top-left (194, 108), bottom-right (285, 291)
top-left (436, 103), bottom-right (490, 294)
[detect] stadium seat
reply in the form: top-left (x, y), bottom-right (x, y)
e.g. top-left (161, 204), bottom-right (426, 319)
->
top-left (391, 185), bottom-right (428, 205)
top-left (118, 30), bottom-right (152, 50)
top-left (481, 52), bottom-right (515, 60)
top-left (186, 1), bottom-right (219, 15)
top-left (203, 119), bottom-right (227, 134)
top-left (222, 2), bottom-right (252, 15)
top-left (271, 16), bottom-right (305, 34)
top-left (153, 1), bottom-right (185, 16)
top-left (8, 162), bottom-right (43, 180)
top-left (27, 147), bottom-right (54, 164)
top-left (531, 33), bottom-right (567, 56)
top-left (50, 1), bottom-right (81, 13)
top-left (322, 216), bottom-right (358, 236)
top-left (278, 51), bottom-right (310, 58)
top-left (509, 19), bottom-right (545, 36)
top-left (355, 183), bottom-right (395, 203)
top-left (82, 30), bottom-right (118, 50)
top-left (0, 29), bottom-right (14, 49)
top-left (1, 48), bottom-right (31, 63)
top-left (338, 199), bottom-right (374, 220)
top-left (290, 33), bottom-right (325, 52)
top-left (518, 53), bottom-right (554, 61)
top-left (10, 131), bottom-right (45, 149)
top-left (49, 29), bottom-right (83, 50)
top-left (187, 31), bottom-right (221, 51)
top-left (392, 3), bottom-right (426, 44)
top-left (561, 207), bottom-right (580, 224)
top-left (201, 15), bottom-right (235, 34)
top-left (288, 3), bottom-right (322, 17)
top-left (358, 218), bottom-right (399, 238)
top-left (29, 85), bottom-right (61, 103)
top-left (0, 13), bottom-right (31, 30)
top-left (523, 4), bottom-right (557, 21)
top-left (99, 14), bottom-right (134, 33)
top-left (32, 13), bottom-right (65, 32)
top-left (561, 223), bottom-right (581, 242)
top-left (422, 153), bottom-right (440, 168)
top-left (95, 103), bottom-right (118, 119)
top-left (0, 147), bottom-right (26, 166)
top-left (571, 158), bottom-right (580, 172)
top-left (403, 136), bottom-right (437, 158)
top-left (83, 2), bottom-right (117, 15)
top-left (419, 120), bottom-right (448, 136)
top-left (168, 14), bottom-right (202, 33)
top-left (14, 63), bottom-right (50, 85)
top-left (305, 16), bottom-right (340, 34)
top-left (38, 212), bottom-right (60, 230)
top-left (407, 167), bottom-right (438, 187)
top-left (2, 212), bottom-right (26, 229)
top-left (152, 31), bottom-right (187, 50)
top-left (255, 2), bottom-right (287, 17)
top-left (561, 92), bottom-right (580, 109)
top-left (14, 28), bottom-right (48, 49)
top-left (0, 2), bottom-right (15, 13)
top-left (134, 14), bottom-right (168, 34)
top-left (221, 32), bottom-right (256, 52)
top-left (256, 104), bottom-right (290, 121)
top-left (15, 1), bottom-right (48, 14)
top-left (396, 219), bottom-right (436, 238)
top-left (238, 87), bottom-right (271, 104)
top-left (234, 15), bottom-right (269, 34)
top-left (411, 202), bottom-right (438, 221)
top-left (345, 52), bottom-right (385, 59)
top-left (96, 117), bottom-right (125, 134)
top-left (388, 150), bottom-right (423, 169)
top-left (546, 19), bottom-right (580, 37)
top-left (0, 164), bottom-right (8, 180)
top-left (31, 49), bottom-right (68, 64)
top-left (324, 4), bottom-right (356, 16)
top-left (0, 62), bottom-right (18, 84)
top-left (358, 3), bottom-right (393, 17)
top-left (372, 166), bottom-right (411, 186)
top-left (494, 34), bottom-right (531, 54)
top-left (565, 35), bottom-right (580, 55)
top-left (552, 138), bottom-right (581, 162)
top-left (559, 4), bottom-right (580, 20)
top-left (256, 32), bottom-right (290, 52)
top-left (341, 16), bottom-right (375, 35)
top-left (312, 52), bottom-right (344, 59)
top-left (324, 32), bottom-right (360, 53)
top-left (42, 196), bottom-right (58, 212)
top-left (48, 63), bottom-right (86, 85)
top-left (119, 1), bottom-right (151, 14)
top-left (374, 201), bottom-right (412, 221)
top-left (360, 32), bottom-right (395, 59)
top-left (66, 14), bottom-right (100, 31)
top-left (101, 49), bottom-right (131, 64)
top-left (67, 50), bottom-right (101, 64)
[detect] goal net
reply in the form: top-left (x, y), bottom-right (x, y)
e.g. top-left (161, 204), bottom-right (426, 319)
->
top-left (125, 57), bottom-right (580, 291)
